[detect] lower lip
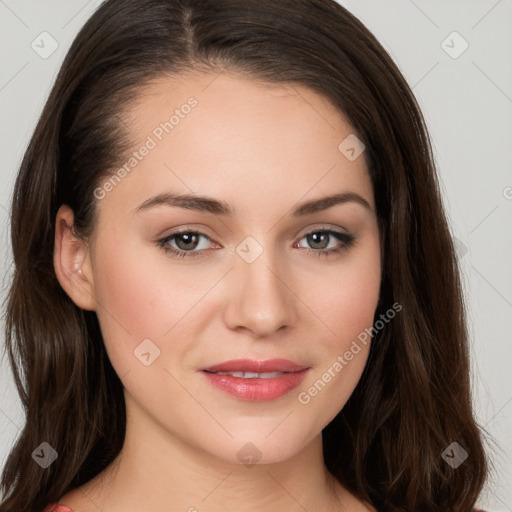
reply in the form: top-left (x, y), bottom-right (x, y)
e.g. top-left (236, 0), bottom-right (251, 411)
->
top-left (201, 369), bottom-right (309, 401)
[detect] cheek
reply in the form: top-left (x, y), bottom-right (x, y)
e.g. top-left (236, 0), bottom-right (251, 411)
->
top-left (292, 238), bottom-right (381, 419)
top-left (93, 251), bottom-right (164, 335)
top-left (90, 234), bottom-right (210, 370)
top-left (300, 240), bottom-right (381, 346)
top-left (333, 263), bottom-right (381, 338)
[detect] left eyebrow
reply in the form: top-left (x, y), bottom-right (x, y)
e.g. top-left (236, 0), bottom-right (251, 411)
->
top-left (291, 192), bottom-right (372, 216)
top-left (134, 191), bottom-right (372, 216)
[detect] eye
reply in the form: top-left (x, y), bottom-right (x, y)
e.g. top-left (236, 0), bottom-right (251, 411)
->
top-left (157, 228), bottom-right (356, 260)
top-left (295, 229), bottom-right (355, 258)
top-left (157, 230), bottom-right (215, 259)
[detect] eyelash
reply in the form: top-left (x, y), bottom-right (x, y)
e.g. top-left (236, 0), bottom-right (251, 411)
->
top-left (157, 229), bottom-right (356, 260)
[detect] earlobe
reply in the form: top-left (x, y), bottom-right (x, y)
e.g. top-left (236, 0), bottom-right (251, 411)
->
top-left (53, 205), bottom-right (96, 311)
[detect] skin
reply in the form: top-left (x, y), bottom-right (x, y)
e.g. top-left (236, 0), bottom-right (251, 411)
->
top-left (54, 70), bottom-right (380, 512)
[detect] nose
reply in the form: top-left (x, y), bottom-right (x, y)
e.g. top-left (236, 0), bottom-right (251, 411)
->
top-left (223, 248), bottom-right (298, 338)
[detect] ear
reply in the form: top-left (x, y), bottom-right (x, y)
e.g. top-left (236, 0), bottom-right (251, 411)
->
top-left (53, 205), bottom-right (96, 311)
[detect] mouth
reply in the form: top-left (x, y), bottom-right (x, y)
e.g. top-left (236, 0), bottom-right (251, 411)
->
top-left (200, 359), bottom-right (310, 401)
top-left (204, 370), bottom-right (289, 379)
top-left (201, 358), bottom-right (309, 374)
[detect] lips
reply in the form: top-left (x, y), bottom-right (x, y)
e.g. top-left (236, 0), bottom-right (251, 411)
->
top-left (201, 358), bottom-right (309, 374)
top-left (200, 358), bottom-right (310, 401)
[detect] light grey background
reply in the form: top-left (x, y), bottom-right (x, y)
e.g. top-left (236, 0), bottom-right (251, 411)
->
top-left (0, 1), bottom-right (511, 510)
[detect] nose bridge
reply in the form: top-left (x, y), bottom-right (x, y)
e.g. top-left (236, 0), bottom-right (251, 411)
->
top-left (224, 237), bottom-right (297, 336)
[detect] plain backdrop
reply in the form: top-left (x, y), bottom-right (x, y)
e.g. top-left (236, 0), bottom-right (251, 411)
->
top-left (0, 1), bottom-right (511, 510)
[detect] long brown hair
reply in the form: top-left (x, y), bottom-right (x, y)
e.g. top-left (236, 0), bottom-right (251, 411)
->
top-left (1, 1), bottom-right (487, 510)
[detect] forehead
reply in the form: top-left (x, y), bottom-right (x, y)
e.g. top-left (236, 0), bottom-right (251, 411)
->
top-left (98, 70), bottom-right (374, 219)
top-left (126, 70), bottom-right (356, 140)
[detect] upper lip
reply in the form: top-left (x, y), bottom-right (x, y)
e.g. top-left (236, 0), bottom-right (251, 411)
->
top-left (201, 358), bottom-right (309, 373)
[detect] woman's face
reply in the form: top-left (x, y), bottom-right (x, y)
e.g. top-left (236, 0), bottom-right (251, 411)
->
top-left (66, 71), bottom-right (381, 465)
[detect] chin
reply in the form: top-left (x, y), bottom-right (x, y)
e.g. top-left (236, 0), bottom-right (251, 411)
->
top-left (196, 424), bottom-right (318, 467)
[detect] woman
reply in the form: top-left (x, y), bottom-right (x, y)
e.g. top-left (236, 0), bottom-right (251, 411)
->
top-left (0, 1), bottom-right (488, 511)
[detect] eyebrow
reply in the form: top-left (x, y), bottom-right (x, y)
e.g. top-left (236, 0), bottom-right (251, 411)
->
top-left (134, 191), bottom-right (372, 216)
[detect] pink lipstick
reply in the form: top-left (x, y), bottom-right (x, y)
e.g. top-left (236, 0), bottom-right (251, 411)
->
top-left (200, 358), bottom-right (310, 401)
